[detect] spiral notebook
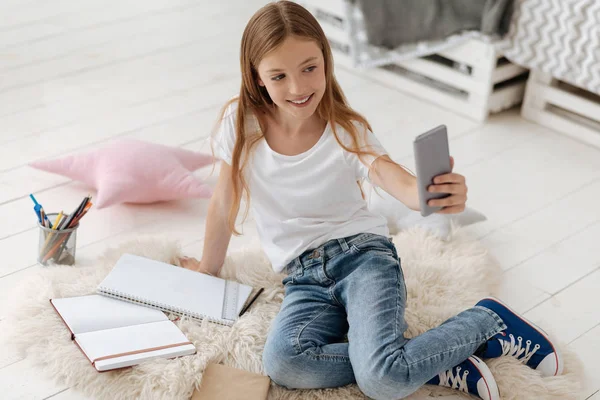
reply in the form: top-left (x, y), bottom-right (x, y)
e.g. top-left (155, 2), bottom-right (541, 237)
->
top-left (97, 254), bottom-right (254, 326)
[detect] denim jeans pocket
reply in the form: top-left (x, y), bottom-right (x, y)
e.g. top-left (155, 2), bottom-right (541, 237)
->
top-left (351, 233), bottom-right (397, 257)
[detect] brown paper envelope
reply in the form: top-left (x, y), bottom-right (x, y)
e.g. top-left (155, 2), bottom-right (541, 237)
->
top-left (192, 363), bottom-right (270, 400)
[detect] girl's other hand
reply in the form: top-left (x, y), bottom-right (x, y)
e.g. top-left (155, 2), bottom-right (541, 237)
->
top-left (178, 256), bottom-right (219, 276)
top-left (178, 256), bottom-right (202, 271)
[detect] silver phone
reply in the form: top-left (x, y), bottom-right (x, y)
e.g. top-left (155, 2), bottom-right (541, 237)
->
top-left (413, 125), bottom-right (452, 217)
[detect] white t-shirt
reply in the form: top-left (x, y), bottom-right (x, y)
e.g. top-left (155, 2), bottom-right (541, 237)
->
top-left (213, 101), bottom-right (390, 273)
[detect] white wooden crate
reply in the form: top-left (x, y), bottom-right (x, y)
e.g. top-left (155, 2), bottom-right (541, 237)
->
top-left (298, 0), bottom-right (528, 122)
top-left (522, 71), bottom-right (600, 149)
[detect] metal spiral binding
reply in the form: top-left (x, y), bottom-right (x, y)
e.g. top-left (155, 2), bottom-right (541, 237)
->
top-left (97, 286), bottom-right (234, 327)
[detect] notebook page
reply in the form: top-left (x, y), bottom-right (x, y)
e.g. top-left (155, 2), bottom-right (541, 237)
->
top-left (51, 295), bottom-right (168, 334)
top-left (76, 320), bottom-right (193, 368)
top-left (98, 254), bottom-right (231, 321)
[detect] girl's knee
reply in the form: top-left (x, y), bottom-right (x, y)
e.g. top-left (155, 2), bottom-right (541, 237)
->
top-left (354, 363), bottom-right (419, 400)
top-left (355, 374), bottom-right (419, 400)
top-left (262, 334), bottom-right (303, 388)
top-left (263, 334), bottom-right (339, 390)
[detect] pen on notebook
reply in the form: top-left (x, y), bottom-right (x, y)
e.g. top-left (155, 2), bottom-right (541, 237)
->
top-left (238, 288), bottom-right (264, 317)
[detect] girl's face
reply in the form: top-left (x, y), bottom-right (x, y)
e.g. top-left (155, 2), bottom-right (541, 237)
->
top-left (256, 36), bottom-right (326, 122)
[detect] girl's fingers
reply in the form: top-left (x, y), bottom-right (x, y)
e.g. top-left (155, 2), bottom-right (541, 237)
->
top-left (433, 173), bottom-right (465, 184)
top-left (428, 183), bottom-right (466, 194)
top-left (428, 194), bottom-right (467, 207)
top-left (435, 204), bottom-right (466, 214)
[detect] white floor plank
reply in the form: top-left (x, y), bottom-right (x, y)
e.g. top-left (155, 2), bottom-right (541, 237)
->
top-left (452, 131), bottom-right (600, 239)
top-left (45, 389), bottom-right (91, 400)
top-left (524, 268), bottom-right (600, 344)
top-left (0, 42), bottom-right (237, 145)
top-left (0, 5), bottom-right (259, 118)
top-left (0, 1), bottom-right (198, 56)
top-left (437, 108), bottom-right (544, 168)
top-left (569, 324), bottom-right (600, 399)
top-left (0, 358), bottom-right (67, 400)
top-left (1, 2), bottom-right (96, 31)
top-left (0, 321), bottom-right (23, 370)
top-left (500, 220), bottom-right (600, 294)
top-left (360, 90), bottom-right (480, 144)
top-left (392, 107), bottom-right (542, 170)
top-left (0, 265), bottom-right (39, 320)
top-left (481, 179), bottom-right (600, 272)
top-left (492, 271), bottom-right (552, 315)
top-left (0, 12), bottom-right (246, 93)
top-left (1, 0), bottom-right (45, 13)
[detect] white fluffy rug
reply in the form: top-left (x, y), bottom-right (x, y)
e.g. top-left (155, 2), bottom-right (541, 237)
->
top-left (5, 227), bottom-right (585, 400)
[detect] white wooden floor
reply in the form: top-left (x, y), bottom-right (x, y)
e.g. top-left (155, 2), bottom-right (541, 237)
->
top-left (1, 1), bottom-right (599, 399)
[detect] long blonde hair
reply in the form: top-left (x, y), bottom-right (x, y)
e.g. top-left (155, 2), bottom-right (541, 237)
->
top-left (211, 0), bottom-right (391, 236)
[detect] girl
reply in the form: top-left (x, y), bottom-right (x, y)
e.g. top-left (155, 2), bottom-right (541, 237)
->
top-left (181, 2), bottom-right (563, 399)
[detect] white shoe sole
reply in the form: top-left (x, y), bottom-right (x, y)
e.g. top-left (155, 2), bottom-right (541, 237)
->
top-left (468, 356), bottom-right (500, 400)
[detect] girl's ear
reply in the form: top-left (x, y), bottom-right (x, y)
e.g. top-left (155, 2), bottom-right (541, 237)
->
top-left (257, 78), bottom-right (265, 87)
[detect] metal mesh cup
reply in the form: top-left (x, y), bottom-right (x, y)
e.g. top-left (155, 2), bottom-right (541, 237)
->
top-left (37, 213), bottom-right (78, 266)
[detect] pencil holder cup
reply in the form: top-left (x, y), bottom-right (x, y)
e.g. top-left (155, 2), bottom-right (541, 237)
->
top-left (37, 213), bottom-right (79, 266)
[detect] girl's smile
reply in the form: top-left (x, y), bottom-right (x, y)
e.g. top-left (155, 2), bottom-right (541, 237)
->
top-left (287, 93), bottom-right (314, 107)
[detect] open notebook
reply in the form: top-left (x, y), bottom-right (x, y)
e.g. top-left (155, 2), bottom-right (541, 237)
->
top-left (50, 295), bottom-right (196, 372)
top-left (97, 254), bottom-right (254, 326)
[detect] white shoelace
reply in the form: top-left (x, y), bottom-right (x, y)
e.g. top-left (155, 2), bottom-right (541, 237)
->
top-left (499, 333), bottom-right (541, 363)
top-left (438, 366), bottom-right (469, 392)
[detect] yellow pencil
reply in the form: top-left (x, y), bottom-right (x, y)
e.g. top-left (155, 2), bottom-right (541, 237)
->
top-left (41, 211), bottom-right (63, 257)
top-left (54, 211), bottom-right (64, 229)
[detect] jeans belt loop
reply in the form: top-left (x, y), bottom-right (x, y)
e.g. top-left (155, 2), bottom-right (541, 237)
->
top-left (337, 238), bottom-right (349, 252)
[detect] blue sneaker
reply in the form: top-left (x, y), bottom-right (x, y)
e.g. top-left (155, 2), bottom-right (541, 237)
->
top-left (476, 297), bottom-right (563, 377)
top-left (426, 356), bottom-right (500, 400)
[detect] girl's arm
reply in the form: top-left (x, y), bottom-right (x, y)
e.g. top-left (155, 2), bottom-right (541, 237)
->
top-left (369, 155), bottom-right (468, 214)
top-left (369, 155), bottom-right (420, 211)
top-left (182, 161), bottom-right (239, 276)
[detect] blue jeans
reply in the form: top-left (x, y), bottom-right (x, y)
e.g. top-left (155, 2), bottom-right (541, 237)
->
top-left (262, 233), bottom-right (507, 400)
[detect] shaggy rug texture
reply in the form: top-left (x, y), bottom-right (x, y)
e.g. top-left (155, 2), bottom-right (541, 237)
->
top-left (5, 227), bottom-right (585, 400)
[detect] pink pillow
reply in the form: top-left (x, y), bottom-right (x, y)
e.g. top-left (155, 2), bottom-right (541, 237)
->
top-left (30, 139), bottom-right (215, 208)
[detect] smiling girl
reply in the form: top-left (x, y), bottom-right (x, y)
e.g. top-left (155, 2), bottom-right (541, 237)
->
top-left (180, 2), bottom-right (563, 399)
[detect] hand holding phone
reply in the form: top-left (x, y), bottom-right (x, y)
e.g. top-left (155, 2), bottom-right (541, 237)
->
top-left (413, 125), bottom-right (452, 217)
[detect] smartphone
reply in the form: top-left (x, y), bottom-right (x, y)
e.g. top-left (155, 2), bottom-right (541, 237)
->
top-left (413, 125), bottom-right (452, 217)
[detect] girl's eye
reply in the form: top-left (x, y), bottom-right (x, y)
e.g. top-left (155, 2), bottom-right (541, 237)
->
top-left (304, 66), bottom-right (316, 72)
top-left (271, 74), bottom-right (285, 81)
